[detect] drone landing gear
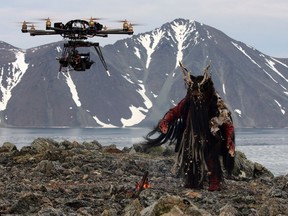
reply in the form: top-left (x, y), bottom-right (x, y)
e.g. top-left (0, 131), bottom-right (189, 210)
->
top-left (58, 41), bottom-right (108, 72)
top-left (93, 44), bottom-right (108, 71)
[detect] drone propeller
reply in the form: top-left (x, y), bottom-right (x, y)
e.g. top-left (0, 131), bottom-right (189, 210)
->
top-left (19, 21), bottom-right (38, 32)
top-left (83, 17), bottom-right (104, 20)
top-left (36, 17), bottom-right (57, 21)
top-left (37, 18), bottom-right (49, 21)
top-left (35, 17), bottom-right (54, 29)
top-left (18, 21), bottom-right (33, 24)
top-left (82, 17), bottom-right (104, 28)
top-left (114, 19), bottom-right (142, 32)
top-left (114, 19), bottom-right (129, 23)
top-left (114, 19), bottom-right (143, 26)
top-left (19, 24), bottom-right (37, 29)
top-left (17, 21), bottom-right (39, 25)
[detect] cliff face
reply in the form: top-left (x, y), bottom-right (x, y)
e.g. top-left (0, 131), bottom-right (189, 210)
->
top-left (0, 139), bottom-right (287, 215)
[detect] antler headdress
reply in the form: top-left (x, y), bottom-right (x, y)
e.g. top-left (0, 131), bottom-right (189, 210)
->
top-left (179, 61), bottom-right (193, 88)
top-left (199, 63), bottom-right (211, 86)
top-left (179, 61), bottom-right (211, 89)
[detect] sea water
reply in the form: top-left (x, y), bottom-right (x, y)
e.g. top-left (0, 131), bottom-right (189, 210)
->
top-left (235, 128), bottom-right (288, 176)
top-left (0, 127), bottom-right (287, 176)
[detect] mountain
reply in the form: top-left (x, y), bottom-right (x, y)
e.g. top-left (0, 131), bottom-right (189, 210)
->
top-left (0, 18), bottom-right (287, 128)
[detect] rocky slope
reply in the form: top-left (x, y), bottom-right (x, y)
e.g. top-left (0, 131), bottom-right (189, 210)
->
top-left (0, 139), bottom-right (287, 215)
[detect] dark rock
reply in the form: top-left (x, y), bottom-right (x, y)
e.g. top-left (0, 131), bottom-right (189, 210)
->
top-left (219, 203), bottom-right (237, 216)
top-left (103, 144), bottom-right (123, 153)
top-left (65, 199), bottom-right (90, 209)
top-left (9, 192), bottom-right (43, 214)
top-left (20, 145), bottom-right (36, 154)
top-left (31, 138), bottom-right (59, 152)
top-left (37, 207), bottom-right (64, 216)
top-left (0, 142), bottom-right (17, 152)
top-left (83, 140), bottom-right (103, 150)
top-left (232, 151), bottom-right (274, 179)
top-left (61, 140), bottom-right (83, 150)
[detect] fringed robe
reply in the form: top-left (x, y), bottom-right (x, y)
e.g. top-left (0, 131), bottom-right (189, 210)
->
top-left (145, 92), bottom-right (235, 188)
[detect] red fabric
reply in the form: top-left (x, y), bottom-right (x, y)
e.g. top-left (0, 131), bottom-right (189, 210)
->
top-left (158, 98), bottom-right (186, 134)
top-left (224, 122), bottom-right (235, 157)
top-left (163, 98), bottom-right (186, 121)
top-left (207, 159), bottom-right (221, 191)
top-left (208, 179), bottom-right (221, 191)
top-left (158, 119), bottom-right (169, 134)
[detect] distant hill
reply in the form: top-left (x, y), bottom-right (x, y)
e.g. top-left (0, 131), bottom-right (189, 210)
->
top-left (0, 18), bottom-right (287, 128)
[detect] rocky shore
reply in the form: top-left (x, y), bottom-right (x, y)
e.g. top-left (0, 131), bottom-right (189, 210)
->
top-left (0, 138), bottom-right (287, 216)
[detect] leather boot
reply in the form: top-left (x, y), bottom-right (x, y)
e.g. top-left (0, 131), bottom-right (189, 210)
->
top-left (207, 159), bottom-right (221, 191)
top-left (208, 174), bottom-right (221, 191)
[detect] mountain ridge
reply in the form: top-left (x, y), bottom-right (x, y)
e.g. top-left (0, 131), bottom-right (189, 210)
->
top-left (0, 19), bottom-right (287, 128)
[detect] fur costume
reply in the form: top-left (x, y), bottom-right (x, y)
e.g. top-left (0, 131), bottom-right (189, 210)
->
top-left (145, 62), bottom-right (235, 191)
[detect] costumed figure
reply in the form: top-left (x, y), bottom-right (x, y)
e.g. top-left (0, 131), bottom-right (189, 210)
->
top-left (145, 62), bottom-right (235, 191)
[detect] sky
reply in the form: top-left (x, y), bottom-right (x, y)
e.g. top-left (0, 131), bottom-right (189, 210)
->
top-left (1, 0), bottom-right (288, 58)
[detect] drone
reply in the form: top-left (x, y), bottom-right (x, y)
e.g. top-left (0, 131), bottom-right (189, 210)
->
top-left (21, 18), bottom-right (134, 72)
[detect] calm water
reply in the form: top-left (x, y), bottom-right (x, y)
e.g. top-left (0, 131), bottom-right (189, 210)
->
top-left (0, 127), bottom-right (287, 176)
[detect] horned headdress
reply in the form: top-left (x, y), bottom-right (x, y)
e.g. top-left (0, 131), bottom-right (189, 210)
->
top-left (179, 61), bottom-right (211, 89)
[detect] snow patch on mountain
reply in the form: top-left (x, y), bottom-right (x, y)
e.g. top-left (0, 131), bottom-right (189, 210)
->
top-left (12, 50), bottom-right (29, 72)
top-left (92, 115), bottom-right (117, 128)
top-left (0, 50), bottom-right (28, 111)
top-left (63, 73), bottom-right (81, 107)
top-left (120, 84), bottom-right (152, 127)
top-left (271, 57), bottom-right (288, 69)
top-left (274, 99), bottom-right (285, 115)
top-left (171, 21), bottom-right (190, 69)
top-left (222, 84), bottom-right (226, 94)
top-left (122, 74), bottom-right (134, 84)
top-left (263, 69), bottom-right (278, 83)
top-left (121, 105), bottom-right (147, 127)
top-left (137, 84), bottom-right (152, 109)
top-left (231, 42), bottom-right (261, 68)
top-left (265, 58), bottom-right (288, 83)
top-left (138, 29), bottom-right (164, 69)
top-left (56, 46), bottom-right (62, 53)
top-left (234, 109), bottom-right (242, 117)
top-left (134, 47), bottom-right (141, 59)
top-left (280, 84), bottom-right (287, 90)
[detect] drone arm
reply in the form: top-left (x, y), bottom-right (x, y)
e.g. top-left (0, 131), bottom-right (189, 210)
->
top-left (97, 29), bottom-right (134, 35)
top-left (92, 34), bottom-right (108, 38)
top-left (29, 30), bottom-right (61, 36)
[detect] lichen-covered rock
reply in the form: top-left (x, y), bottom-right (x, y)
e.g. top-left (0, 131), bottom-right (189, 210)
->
top-left (219, 203), bottom-right (237, 216)
top-left (0, 142), bottom-right (17, 152)
top-left (9, 192), bottom-right (44, 214)
top-left (31, 138), bottom-right (59, 152)
top-left (232, 151), bottom-right (274, 179)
